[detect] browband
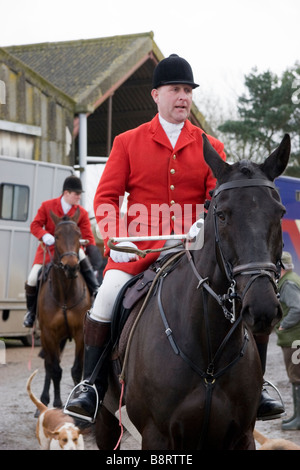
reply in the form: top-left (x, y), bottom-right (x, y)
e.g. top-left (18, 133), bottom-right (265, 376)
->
top-left (214, 179), bottom-right (276, 197)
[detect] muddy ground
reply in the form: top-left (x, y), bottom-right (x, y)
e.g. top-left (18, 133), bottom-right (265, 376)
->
top-left (0, 331), bottom-right (299, 450)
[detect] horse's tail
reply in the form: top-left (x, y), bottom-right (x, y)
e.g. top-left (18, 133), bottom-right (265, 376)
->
top-left (26, 369), bottom-right (48, 413)
top-left (253, 429), bottom-right (268, 445)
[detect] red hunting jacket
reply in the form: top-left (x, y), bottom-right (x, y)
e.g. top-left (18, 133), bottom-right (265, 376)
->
top-left (31, 196), bottom-right (95, 265)
top-left (94, 114), bottom-right (226, 276)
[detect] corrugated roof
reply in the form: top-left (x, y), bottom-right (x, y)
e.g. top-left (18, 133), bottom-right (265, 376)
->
top-left (0, 47), bottom-right (75, 110)
top-left (5, 32), bottom-right (161, 112)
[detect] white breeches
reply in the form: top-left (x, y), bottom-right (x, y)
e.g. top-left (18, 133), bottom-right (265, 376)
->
top-left (27, 248), bottom-right (86, 287)
top-left (89, 269), bottom-right (134, 323)
top-left (27, 264), bottom-right (43, 286)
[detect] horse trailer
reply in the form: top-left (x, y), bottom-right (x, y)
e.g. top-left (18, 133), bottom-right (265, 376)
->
top-left (0, 156), bottom-right (72, 344)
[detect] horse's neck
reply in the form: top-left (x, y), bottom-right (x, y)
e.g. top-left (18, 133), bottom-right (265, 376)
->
top-left (50, 269), bottom-right (78, 299)
top-left (191, 236), bottom-right (242, 336)
top-left (196, 213), bottom-right (232, 285)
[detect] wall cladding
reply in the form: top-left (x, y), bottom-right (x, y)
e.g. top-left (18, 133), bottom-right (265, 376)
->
top-left (0, 51), bottom-right (75, 166)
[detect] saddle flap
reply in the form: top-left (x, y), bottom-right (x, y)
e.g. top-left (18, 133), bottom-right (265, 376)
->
top-left (123, 268), bottom-right (157, 310)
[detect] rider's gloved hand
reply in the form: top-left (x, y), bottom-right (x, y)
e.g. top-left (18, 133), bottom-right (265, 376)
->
top-left (110, 241), bottom-right (139, 263)
top-left (42, 233), bottom-right (55, 246)
top-left (187, 218), bottom-right (204, 240)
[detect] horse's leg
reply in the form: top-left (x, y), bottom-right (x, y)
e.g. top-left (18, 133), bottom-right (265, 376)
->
top-left (231, 430), bottom-right (256, 450)
top-left (95, 406), bottom-right (121, 450)
top-left (51, 355), bottom-right (63, 408)
top-left (40, 366), bottom-right (51, 407)
top-left (71, 334), bottom-right (84, 385)
top-left (41, 342), bottom-right (63, 408)
top-left (140, 422), bottom-right (170, 450)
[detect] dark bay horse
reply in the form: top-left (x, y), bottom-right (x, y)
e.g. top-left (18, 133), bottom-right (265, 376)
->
top-left (96, 134), bottom-right (290, 450)
top-left (37, 209), bottom-right (91, 409)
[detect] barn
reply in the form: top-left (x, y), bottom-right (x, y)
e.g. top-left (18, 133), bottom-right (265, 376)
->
top-left (2, 32), bottom-right (210, 191)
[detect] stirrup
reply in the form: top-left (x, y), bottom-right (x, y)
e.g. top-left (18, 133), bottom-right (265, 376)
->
top-left (64, 381), bottom-right (99, 423)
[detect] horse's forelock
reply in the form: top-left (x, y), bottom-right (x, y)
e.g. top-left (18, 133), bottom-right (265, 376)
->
top-left (232, 160), bottom-right (257, 178)
top-left (240, 160), bottom-right (255, 176)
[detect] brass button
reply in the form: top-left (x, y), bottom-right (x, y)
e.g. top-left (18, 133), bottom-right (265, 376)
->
top-left (171, 215), bottom-right (176, 221)
top-left (170, 168), bottom-right (175, 174)
top-left (173, 154), bottom-right (176, 160)
top-left (170, 200), bottom-right (175, 205)
top-left (170, 185), bottom-right (175, 190)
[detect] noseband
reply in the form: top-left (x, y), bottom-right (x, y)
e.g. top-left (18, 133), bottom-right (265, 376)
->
top-left (53, 220), bottom-right (80, 271)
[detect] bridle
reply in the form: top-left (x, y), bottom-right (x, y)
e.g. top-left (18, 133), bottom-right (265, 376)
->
top-left (211, 178), bottom-right (282, 321)
top-left (182, 178), bottom-right (283, 324)
top-left (53, 220), bottom-right (80, 272)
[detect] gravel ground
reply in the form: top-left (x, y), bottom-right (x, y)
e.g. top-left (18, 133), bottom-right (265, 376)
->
top-left (0, 331), bottom-right (299, 450)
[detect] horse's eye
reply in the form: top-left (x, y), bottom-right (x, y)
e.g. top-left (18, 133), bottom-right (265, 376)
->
top-left (217, 211), bottom-right (226, 222)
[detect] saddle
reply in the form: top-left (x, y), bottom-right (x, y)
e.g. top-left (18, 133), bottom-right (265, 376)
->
top-left (111, 252), bottom-right (183, 354)
top-left (111, 267), bottom-right (157, 349)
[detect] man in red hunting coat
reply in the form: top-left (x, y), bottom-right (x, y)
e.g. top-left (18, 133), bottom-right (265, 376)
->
top-left (65, 55), bottom-right (283, 422)
top-left (23, 175), bottom-right (100, 328)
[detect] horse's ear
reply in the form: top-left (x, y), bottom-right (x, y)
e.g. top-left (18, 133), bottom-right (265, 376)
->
top-left (72, 207), bottom-right (80, 224)
top-left (202, 134), bottom-right (231, 181)
top-left (50, 210), bottom-right (60, 226)
top-left (259, 134), bottom-right (290, 181)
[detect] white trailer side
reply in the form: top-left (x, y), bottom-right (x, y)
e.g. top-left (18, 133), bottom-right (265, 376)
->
top-left (0, 156), bottom-right (72, 344)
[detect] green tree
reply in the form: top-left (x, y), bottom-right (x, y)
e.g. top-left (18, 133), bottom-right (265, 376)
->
top-left (218, 64), bottom-right (300, 175)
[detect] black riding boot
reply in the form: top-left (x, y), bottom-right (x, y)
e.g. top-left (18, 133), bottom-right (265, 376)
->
top-left (80, 257), bottom-right (99, 299)
top-left (256, 335), bottom-right (285, 420)
top-left (23, 283), bottom-right (37, 328)
top-left (64, 313), bottom-right (111, 421)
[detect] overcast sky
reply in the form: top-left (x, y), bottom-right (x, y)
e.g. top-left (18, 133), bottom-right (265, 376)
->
top-left (1, 0), bottom-right (299, 111)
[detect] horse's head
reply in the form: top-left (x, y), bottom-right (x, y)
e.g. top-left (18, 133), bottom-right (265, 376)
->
top-left (50, 208), bottom-right (82, 279)
top-left (203, 134), bottom-right (291, 334)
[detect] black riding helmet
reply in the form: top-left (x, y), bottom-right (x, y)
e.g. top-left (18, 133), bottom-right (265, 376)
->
top-left (152, 54), bottom-right (199, 89)
top-left (62, 175), bottom-right (84, 193)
